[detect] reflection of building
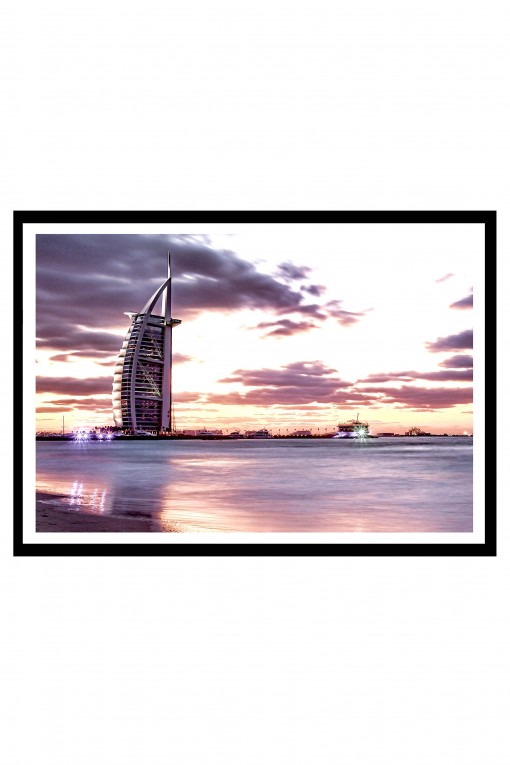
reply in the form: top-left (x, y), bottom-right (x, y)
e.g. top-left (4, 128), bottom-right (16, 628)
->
top-left (112, 253), bottom-right (181, 432)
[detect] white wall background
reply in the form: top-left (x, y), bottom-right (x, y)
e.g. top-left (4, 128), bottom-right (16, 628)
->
top-left (1, 2), bottom-right (508, 764)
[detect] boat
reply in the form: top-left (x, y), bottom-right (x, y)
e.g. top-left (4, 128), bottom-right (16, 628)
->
top-left (332, 413), bottom-right (372, 439)
top-left (247, 429), bottom-right (272, 439)
top-left (195, 429), bottom-right (223, 439)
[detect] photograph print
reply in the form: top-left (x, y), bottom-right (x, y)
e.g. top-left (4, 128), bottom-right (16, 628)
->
top-left (16, 211), bottom-right (495, 555)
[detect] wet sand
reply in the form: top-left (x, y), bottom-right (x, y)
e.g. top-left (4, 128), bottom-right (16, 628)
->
top-left (36, 492), bottom-right (156, 532)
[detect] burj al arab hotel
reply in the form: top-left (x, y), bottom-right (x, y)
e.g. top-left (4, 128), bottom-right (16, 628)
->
top-left (112, 253), bottom-right (181, 432)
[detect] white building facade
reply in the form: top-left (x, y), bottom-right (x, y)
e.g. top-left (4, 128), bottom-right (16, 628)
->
top-left (112, 253), bottom-right (181, 432)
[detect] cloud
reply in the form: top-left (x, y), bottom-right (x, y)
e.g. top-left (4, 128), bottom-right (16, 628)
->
top-left (357, 374), bottom-right (415, 383)
top-left (45, 397), bottom-right (112, 408)
top-left (276, 261), bottom-right (312, 281)
top-left (359, 385), bottom-right (472, 409)
top-left (359, 368), bottom-right (473, 383)
top-left (210, 360), bottom-right (472, 410)
top-left (324, 300), bottom-right (369, 326)
top-left (213, 360), bottom-right (359, 406)
top-left (426, 330), bottom-right (473, 352)
top-left (36, 234), bottom-right (355, 364)
top-left (206, 389), bottom-right (379, 407)
top-left (36, 376), bottom-right (112, 396)
top-left (439, 355), bottom-right (473, 368)
top-left (173, 392), bottom-right (204, 403)
top-left (267, 299), bottom-right (369, 330)
top-left (40, 329), bottom-right (123, 357)
top-left (436, 273), bottom-right (454, 283)
top-left (254, 319), bottom-right (320, 337)
top-left (450, 294), bottom-right (473, 309)
top-left (37, 406), bottom-right (75, 413)
top-left (36, 235), bottom-right (303, 345)
top-left (300, 284), bottom-right (326, 297)
top-left (284, 303), bottom-right (326, 318)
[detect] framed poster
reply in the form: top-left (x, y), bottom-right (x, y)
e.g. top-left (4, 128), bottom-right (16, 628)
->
top-left (15, 211), bottom-right (495, 555)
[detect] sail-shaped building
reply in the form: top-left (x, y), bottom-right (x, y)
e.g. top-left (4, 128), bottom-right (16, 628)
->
top-left (112, 253), bottom-right (181, 432)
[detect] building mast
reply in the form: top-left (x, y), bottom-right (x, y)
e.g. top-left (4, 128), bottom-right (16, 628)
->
top-left (161, 251), bottom-right (173, 432)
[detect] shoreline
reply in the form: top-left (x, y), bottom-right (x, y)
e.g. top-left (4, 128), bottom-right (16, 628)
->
top-left (36, 492), bottom-right (156, 532)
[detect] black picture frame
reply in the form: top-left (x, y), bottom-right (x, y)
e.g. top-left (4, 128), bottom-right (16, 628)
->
top-left (14, 210), bottom-right (496, 556)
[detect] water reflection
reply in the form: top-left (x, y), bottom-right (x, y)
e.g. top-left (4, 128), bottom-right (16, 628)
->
top-left (37, 439), bottom-right (473, 533)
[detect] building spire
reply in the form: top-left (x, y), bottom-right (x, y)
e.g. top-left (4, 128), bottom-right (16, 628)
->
top-left (162, 250), bottom-right (172, 320)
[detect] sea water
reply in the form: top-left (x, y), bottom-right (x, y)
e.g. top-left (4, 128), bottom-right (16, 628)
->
top-left (36, 437), bottom-right (473, 532)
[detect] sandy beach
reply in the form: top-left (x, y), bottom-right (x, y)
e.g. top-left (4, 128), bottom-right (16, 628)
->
top-left (36, 492), bottom-right (156, 532)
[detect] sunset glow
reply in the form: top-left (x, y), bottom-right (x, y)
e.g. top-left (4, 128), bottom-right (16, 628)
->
top-left (35, 225), bottom-right (479, 435)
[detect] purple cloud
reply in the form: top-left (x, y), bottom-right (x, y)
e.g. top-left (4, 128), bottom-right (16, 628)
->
top-left (450, 294), bottom-right (473, 309)
top-left (436, 273), bottom-right (454, 283)
top-left (214, 361), bottom-right (356, 405)
top-left (359, 385), bottom-right (472, 410)
top-left (277, 261), bottom-right (312, 281)
top-left (359, 368), bottom-right (473, 383)
top-left (36, 377), bottom-right (112, 395)
top-left (439, 355), bottom-right (473, 368)
top-left (36, 234), bottom-right (371, 382)
top-left (324, 300), bottom-right (369, 326)
top-left (254, 319), bottom-right (320, 337)
top-left (426, 330), bottom-right (473, 352)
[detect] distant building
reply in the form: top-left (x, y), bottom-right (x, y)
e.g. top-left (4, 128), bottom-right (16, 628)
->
top-left (112, 252), bottom-right (181, 432)
top-left (377, 432), bottom-right (395, 437)
top-left (405, 427), bottom-right (431, 436)
top-left (291, 430), bottom-right (312, 437)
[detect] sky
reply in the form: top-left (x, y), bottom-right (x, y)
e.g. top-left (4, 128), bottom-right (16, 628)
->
top-left (35, 225), bottom-right (479, 434)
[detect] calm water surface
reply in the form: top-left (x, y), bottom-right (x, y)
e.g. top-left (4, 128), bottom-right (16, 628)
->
top-left (36, 437), bottom-right (473, 532)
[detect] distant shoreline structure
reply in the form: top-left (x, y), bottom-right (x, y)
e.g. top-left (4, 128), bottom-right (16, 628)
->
top-left (36, 432), bottom-right (473, 441)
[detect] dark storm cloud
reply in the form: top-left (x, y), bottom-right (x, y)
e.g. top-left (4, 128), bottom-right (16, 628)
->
top-left (439, 355), bottom-right (473, 369)
top-left (426, 330), bottom-right (473, 352)
top-left (41, 329), bottom-right (124, 357)
top-left (450, 294), bottom-right (473, 309)
top-left (37, 234), bottom-right (370, 355)
top-left (37, 234), bottom-right (305, 328)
